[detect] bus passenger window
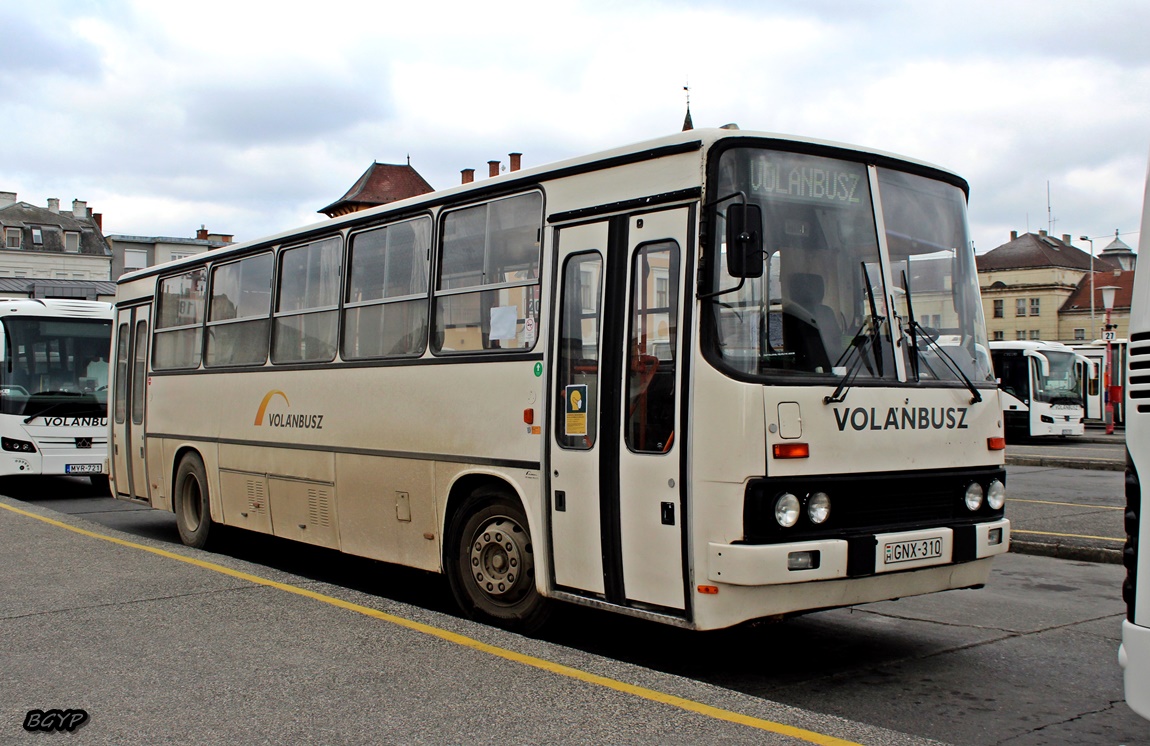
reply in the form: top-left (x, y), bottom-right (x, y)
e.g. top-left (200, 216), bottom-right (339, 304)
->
top-left (433, 192), bottom-right (542, 354)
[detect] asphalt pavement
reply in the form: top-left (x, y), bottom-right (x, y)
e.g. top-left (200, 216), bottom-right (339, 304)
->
top-left (1003, 426), bottom-right (1128, 564)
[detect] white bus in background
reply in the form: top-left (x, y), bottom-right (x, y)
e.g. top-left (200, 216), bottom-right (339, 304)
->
top-left (1121, 149), bottom-right (1150, 721)
top-left (990, 340), bottom-right (1086, 438)
top-left (1071, 339), bottom-right (1128, 426)
top-left (110, 127), bottom-right (1010, 632)
top-left (0, 298), bottom-right (113, 489)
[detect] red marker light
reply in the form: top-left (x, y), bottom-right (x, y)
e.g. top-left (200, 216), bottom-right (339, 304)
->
top-left (772, 443), bottom-right (810, 459)
top-left (523, 408), bottom-right (534, 425)
top-left (697, 585), bottom-right (719, 595)
top-left (987, 436), bottom-right (1006, 451)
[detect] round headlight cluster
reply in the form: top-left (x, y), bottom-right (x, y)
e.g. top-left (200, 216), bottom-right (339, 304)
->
top-left (774, 491), bottom-right (832, 528)
top-left (987, 479), bottom-right (1006, 510)
top-left (964, 482), bottom-right (984, 512)
top-left (775, 493), bottom-right (801, 527)
top-left (808, 492), bottom-right (831, 524)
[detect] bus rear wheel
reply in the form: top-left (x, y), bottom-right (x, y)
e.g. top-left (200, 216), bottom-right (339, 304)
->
top-left (446, 490), bottom-right (549, 633)
top-left (174, 453), bottom-right (214, 549)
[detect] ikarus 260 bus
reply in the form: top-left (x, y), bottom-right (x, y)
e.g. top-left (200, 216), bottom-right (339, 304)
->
top-left (110, 127), bottom-right (1010, 632)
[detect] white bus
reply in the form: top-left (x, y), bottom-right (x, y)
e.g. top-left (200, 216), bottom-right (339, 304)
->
top-left (110, 128), bottom-right (1010, 632)
top-left (0, 298), bottom-right (113, 488)
top-left (990, 340), bottom-right (1086, 438)
top-left (1121, 149), bottom-right (1150, 720)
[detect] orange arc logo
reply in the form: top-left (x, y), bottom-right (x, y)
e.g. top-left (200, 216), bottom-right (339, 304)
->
top-left (254, 390), bottom-right (290, 425)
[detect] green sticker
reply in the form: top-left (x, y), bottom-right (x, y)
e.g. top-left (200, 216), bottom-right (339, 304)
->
top-left (534, 362), bottom-right (543, 377)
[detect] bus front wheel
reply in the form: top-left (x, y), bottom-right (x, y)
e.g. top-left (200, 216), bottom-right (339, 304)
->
top-left (174, 453), bottom-right (214, 549)
top-left (446, 490), bottom-right (550, 633)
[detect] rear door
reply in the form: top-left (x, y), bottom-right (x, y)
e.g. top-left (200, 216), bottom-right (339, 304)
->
top-left (111, 304), bottom-right (151, 500)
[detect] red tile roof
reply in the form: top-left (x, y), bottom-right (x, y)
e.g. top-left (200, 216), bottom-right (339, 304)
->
top-left (320, 162), bottom-right (434, 217)
top-left (1060, 269), bottom-right (1134, 313)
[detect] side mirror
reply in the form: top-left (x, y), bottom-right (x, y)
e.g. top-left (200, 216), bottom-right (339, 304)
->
top-left (725, 203), bottom-right (764, 278)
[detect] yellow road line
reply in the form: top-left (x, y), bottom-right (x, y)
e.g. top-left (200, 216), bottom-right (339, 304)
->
top-left (0, 502), bottom-right (858, 746)
top-left (1012, 528), bottom-right (1125, 543)
top-left (1010, 498), bottom-right (1123, 510)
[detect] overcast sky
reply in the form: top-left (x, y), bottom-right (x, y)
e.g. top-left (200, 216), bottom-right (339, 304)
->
top-left (2, 1), bottom-right (1148, 257)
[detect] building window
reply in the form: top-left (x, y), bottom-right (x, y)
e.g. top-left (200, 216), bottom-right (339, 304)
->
top-left (1074, 328), bottom-right (1086, 340)
top-left (993, 299), bottom-right (1003, 318)
top-left (64, 232), bottom-right (80, 253)
top-left (1029, 330), bottom-right (1040, 340)
top-left (1016, 298), bottom-right (1026, 317)
top-left (5, 227), bottom-right (20, 249)
top-left (31, 227), bottom-right (43, 245)
top-left (993, 330), bottom-right (1004, 341)
top-left (1016, 330), bottom-right (1026, 340)
top-left (1030, 298), bottom-right (1040, 316)
top-left (124, 249), bottom-right (147, 272)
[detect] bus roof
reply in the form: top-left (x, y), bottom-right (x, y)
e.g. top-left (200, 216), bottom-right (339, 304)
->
top-left (118, 127), bottom-right (967, 284)
top-left (0, 298), bottom-right (112, 319)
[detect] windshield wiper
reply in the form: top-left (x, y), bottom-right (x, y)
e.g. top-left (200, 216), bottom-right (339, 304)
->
top-left (824, 320), bottom-right (882, 404)
top-left (23, 393), bottom-right (87, 424)
top-left (900, 270), bottom-right (982, 405)
top-left (825, 264), bottom-right (886, 404)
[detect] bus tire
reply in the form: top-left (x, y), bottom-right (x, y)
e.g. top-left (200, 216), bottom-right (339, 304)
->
top-left (174, 453), bottom-right (214, 549)
top-left (89, 474), bottom-right (110, 494)
top-left (446, 490), bottom-right (550, 633)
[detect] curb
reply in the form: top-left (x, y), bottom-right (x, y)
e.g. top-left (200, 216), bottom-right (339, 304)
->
top-left (1009, 539), bottom-right (1123, 565)
top-left (1005, 455), bottom-right (1125, 472)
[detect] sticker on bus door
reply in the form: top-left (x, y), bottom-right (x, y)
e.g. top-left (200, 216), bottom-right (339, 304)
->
top-left (565, 384), bottom-right (587, 437)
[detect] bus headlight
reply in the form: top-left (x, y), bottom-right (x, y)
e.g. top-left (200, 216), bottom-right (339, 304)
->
top-left (1, 437), bottom-right (36, 453)
top-left (964, 482), bottom-right (985, 512)
top-left (987, 480), bottom-right (1006, 510)
top-left (808, 492), bottom-right (831, 524)
top-left (774, 492), bottom-right (801, 528)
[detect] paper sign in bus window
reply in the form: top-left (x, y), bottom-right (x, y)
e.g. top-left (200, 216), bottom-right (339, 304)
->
top-left (565, 384), bottom-right (588, 437)
top-left (489, 305), bottom-right (519, 342)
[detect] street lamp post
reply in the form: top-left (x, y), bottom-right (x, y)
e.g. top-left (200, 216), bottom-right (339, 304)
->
top-left (1080, 235), bottom-right (1095, 336)
top-left (1100, 285), bottom-right (1119, 435)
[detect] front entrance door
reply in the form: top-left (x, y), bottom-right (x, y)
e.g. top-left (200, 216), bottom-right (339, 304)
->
top-left (549, 206), bottom-right (691, 612)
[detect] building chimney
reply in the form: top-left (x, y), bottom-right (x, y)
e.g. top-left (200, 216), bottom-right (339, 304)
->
top-left (488, 160), bottom-right (500, 178)
top-left (47, 198), bottom-right (60, 213)
top-left (461, 168), bottom-right (475, 184)
top-left (93, 213), bottom-right (102, 231)
top-left (1062, 234), bottom-right (1072, 245)
top-left (1010, 230), bottom-right (1018, 240)
top-left (197, 225), bottom-right (209, 241)
top-left (0, 192), bottom-right (17, 208)
top-left (72, 199), bottom-right (88, 219)
top-left (1039, 229), bottom-right (1047, 237)
top-left (509, 153), bottom-right (522, 172)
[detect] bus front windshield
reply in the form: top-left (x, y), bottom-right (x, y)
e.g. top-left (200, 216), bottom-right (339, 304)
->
top-left (707, 147), bottom-right (992, 386)
top-left (1033, 349), bottom-right (1081, 405)
top-left (0, 317), bottom-right (112, 418)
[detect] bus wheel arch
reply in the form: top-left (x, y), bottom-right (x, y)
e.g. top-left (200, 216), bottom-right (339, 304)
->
top-left (173, 449), bottom-right (214, 549)
top-left (443, 477), bottom-right (550, 633)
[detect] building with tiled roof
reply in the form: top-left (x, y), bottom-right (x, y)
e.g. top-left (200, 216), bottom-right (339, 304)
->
top-left (978, 229), bottom-right (1132, 343)
top-left (0, 192), bottom-right (112, 299)
top-left (319, 161), bottom-right (434, 218)
top-left (1099, 229), bottom-right (1137, 271)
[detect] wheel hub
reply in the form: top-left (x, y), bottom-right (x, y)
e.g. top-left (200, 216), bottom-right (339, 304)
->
top-left (469, 518), bottom-right (523, 597)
